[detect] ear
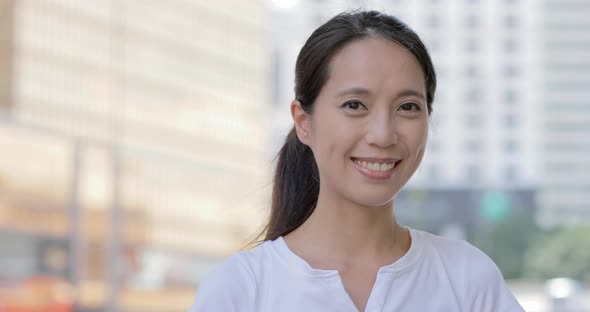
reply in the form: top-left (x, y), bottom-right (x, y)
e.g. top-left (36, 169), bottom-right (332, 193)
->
top-left (291, 100), bottom-right (312, 146)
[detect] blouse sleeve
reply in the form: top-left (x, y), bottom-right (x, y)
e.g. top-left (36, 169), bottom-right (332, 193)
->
top-left (463, 241), bottom-right (525, 312)
top-left (188, 252), bottom-right (256, 312)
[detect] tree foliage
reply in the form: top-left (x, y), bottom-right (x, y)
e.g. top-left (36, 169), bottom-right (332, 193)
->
top-left (471, 211), bottom-right (540, 279)
top-left (524, 226), bottom-right (590, 281)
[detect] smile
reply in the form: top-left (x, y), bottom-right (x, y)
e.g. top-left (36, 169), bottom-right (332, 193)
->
top-left (350, 157), bottom-right (401, 180)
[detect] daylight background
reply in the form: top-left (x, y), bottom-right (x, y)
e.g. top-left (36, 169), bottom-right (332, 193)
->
top-left (0, 0), bottom-right (589, 311)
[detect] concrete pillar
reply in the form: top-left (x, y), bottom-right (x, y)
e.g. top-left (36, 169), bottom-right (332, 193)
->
top-left (0, 1), bottom-right (14, 112)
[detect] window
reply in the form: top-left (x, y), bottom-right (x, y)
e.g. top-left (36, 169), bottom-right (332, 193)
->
top-left (503, 139), bottom-right (519, 153)
top-left (465, 64), bottom-right (479, 78)
top-left (427, 15), bottom-right (441, 28)
top-left (465, 15), bottom-right (479, 29)
top-left (429, 166), bottom-right (440, 182)
top-left (503, 39), bottom-right (518, 53)
top-left (465, 87), bottom-right (483, 103)
top-left (504, 164), bottom-right (517, 182)
top-left (503, 89), bottom-right (518, 104)
top-left (465, 139), bottom-right (482, 153)
top-left (467, 165), bottom-right (480, 183)
top-left (428, 140), bottom-right (441, 153)
top-left (503, 15), bottom-right (519, 29)
top-left (502, 64), bottom-right (519, 78)
top-left (436, 66), bottom-right (447, 79)
top-left (312, 14), bottom-right (325, 27)
top-left (503, 114), bottom-right (519, 128)
top-left (465, 38), bottom-right (479, 53)
top-left (428, 38), bottom-right (443, 53)
top-left (465, 113), bottom-right (482, 129)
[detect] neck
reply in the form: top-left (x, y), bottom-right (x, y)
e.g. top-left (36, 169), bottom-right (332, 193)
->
top-left (285, 188), bottom-right (409, 269)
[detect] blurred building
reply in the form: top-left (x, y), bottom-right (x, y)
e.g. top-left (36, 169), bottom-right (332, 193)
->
top-left (270, 0), bottom-right (538, 234)
top-left (536, 0), bottom-right (590, 228)
top-left (0, 1), bottom-right (14, 113)
top-left (0, 0), bottom-right (270, 310)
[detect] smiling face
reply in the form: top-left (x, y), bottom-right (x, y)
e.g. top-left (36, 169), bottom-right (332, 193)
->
top-left (292, 37), bottom-right (429, 208)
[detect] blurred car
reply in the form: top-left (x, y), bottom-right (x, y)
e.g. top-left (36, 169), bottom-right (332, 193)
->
top-left (0, 276), bottom-right (73, 312)
top-left (545, 277), bottom-right (588, 312)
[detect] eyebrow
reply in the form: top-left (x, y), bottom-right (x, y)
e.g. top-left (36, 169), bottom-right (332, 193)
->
top-left (337, 87), bottom-right (371, 97)
top-left (337, 87), bottom-right (426, 101)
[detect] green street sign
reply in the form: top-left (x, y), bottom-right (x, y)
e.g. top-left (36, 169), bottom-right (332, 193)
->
top-left (480, 191), bottom-right (511, 222)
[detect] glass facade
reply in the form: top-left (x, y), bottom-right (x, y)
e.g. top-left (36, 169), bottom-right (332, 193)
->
top-left (0, 0), bottom-right (270, 309)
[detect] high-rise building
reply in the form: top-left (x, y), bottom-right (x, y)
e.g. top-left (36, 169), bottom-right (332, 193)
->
top-left (0, 0), bottom-right (270, 308)
top-left (536, 0), bottom-right (590, 228)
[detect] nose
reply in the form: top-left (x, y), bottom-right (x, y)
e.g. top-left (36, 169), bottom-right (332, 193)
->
top-left (365, 112), bottom-right (398, 148)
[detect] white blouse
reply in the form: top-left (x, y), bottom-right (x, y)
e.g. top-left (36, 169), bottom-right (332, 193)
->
top-left (189, 227), bottom-right (524, 312)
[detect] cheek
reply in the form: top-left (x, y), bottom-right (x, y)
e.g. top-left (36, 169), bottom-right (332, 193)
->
top-left (311, 115), bottom-right (349, 155)
top-left (309, 119), bottom-right (359, 183)
top-left (400, 119), bottom-right (429, 154)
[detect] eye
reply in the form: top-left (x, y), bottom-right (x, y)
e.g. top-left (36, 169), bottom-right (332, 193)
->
top-left (399, 102), bottom-right (422, 112)
top-left (342, 100), bottom-right (367, 111)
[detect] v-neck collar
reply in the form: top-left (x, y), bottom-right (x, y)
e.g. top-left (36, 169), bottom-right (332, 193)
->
top-left (272, 227), bottom-right (423, 279)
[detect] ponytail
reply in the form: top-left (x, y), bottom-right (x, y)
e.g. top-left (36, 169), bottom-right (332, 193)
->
top-left (264, 127), bottom-right (319, 241)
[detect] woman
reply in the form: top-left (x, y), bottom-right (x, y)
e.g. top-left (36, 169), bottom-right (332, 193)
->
top-left (190, 11), bottom-right (524, 312)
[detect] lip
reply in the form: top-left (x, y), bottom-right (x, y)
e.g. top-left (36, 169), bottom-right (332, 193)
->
top-left (350, 157), bottom-right (399, 164)
top-left (350, 157), bottom-right (401, 180)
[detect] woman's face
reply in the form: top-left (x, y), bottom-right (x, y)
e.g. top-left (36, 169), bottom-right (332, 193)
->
top-left (293, 37), bottom-right (429, 207)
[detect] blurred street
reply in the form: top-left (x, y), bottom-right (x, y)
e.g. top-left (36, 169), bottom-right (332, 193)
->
top-left (510, 280), bottom-right (590, 312)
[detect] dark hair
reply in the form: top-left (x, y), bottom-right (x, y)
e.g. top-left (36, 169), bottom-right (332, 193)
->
top-left (257, 10), bottom-right (437, 243)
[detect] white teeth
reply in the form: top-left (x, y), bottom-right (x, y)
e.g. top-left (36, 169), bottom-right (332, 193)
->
top-left (353, 160), bottom-right (396, 172)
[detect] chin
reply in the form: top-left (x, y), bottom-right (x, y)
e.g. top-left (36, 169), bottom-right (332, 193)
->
top-left (334, 177), bottom-right (404, 208)
top-left (351, 192), bottom-right (397, 208)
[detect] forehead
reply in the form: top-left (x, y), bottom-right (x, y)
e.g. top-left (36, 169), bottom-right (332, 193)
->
top-left (325, 37), bottom-right (425, 94)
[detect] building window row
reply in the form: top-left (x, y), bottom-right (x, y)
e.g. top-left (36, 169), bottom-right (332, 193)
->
top-left (425, 164), bottom-right (519, 184)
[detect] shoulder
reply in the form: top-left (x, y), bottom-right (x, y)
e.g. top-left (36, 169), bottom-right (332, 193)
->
top-left (188, 242), bottom-right (271, 312)
top-left (415, 229), bottom-right (506, 286)
top-left (459, 241), bottom-right (523, 311)
top-left (415, 229), bottom-right (499, 272)
top-left (413, 229), bottom-right (524, 311)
